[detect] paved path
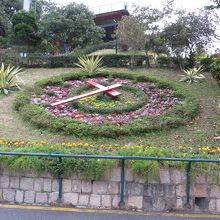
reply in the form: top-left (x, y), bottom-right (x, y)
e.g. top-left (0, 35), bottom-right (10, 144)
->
top-left (0, 205), bottom-right (219, 220)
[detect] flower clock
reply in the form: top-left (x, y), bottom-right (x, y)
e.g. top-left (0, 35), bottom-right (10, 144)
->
top-left (31, 77), bottom-right (179, 125)
top-left (15, 72), bottom-right (198, 137)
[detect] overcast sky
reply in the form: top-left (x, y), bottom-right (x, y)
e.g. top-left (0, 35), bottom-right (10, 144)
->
top-left (53, 0), bottom-right (212, 13)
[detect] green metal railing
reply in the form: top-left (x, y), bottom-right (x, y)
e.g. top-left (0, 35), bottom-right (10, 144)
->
top-left (0, 151), bottom-right (219, 208)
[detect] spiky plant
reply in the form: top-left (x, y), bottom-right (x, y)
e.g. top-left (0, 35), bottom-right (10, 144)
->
top-left (0, 63), bottom-right (24, 95)
top-left (180, 66), bottom-right (205, 84)
top-left (75, 55), bottom-right (105, 74)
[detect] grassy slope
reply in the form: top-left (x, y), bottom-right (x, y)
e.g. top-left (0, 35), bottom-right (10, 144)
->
top-left (0, 67), bottom-right (219, 147)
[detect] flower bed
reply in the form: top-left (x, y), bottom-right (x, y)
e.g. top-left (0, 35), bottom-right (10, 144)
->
top-left (13, 71), bottom-right (199, 138)
top-left (31, 77), bottom-right (179, 125)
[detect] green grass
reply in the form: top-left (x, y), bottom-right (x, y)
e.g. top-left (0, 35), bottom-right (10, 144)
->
top-left (0, 67), bottom-right (219, 148)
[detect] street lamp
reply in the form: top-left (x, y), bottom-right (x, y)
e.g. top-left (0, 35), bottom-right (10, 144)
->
top-left (113, 19), bottom-right (118, 54)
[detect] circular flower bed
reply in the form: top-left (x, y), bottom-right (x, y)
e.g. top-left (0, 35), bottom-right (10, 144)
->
top-left (14, 71), bottom-right (199, 138)
top-left (31, 77), bottom-right (179, 125)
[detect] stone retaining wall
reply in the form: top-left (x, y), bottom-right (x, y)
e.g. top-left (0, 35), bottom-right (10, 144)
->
top-left (0, 167), bottom-right (220, 213)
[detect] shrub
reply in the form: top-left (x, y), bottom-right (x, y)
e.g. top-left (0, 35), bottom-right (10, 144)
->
top-left (13, 92), bottom-right (30, 111)
top-left (49, 54), bottom-right (78, 68)
top-left (180, 66), bottom-right (205, 84)
top-left (156, 56), bottom-right (172, 67)
top-left (199, 57), bottom-right (213, 71)
top-left (0, 63), bottom-right (24, 95)
top-left (171, 57), bottom-right (191, 69)
top-left (0, 49), bottom-right (21, 66)
top-left (75, 56), bottom-right (105, 74)
top-left (100, 54), bottom-right (146, 67)
top-left (210, 58), bottom-right (220, 84)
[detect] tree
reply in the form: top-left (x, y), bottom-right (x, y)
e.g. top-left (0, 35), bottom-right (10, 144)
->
top-left (40, 3), bottom-right (104, 52)
top-left (117, 16), bottom-right (146, 69)
top-left (163, 9), bottom-right (215, 68)
top-left (129, 1), bottom-right (174, 66)
top-left (0, 0), bottom-right (22, 37)
top-left (30, 0), bottom-right (57, 20)
top-left (132, 0), bottom-right (174, 34)
top-left (11, 11), bottom-right (40, 48)
top-left (145, 33), bottom-right (168, 63)
top-left (206, 0), bottom-right (220, 9)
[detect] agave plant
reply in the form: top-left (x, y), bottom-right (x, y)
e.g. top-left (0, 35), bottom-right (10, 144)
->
top-left (180, 66), bottom-right (205, 84)
top-left (0, 63), bottom-right (24, 95)
top-left (75, 55), bottom-right (105, 74)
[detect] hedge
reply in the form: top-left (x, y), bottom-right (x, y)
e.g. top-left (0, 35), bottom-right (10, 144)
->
top-left (0, 52), bottom-right (147, 68)
top-left (156, 55), bottom-right (190, 69)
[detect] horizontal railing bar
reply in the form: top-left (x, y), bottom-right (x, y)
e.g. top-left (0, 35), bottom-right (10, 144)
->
top-left (0, 152), bottom-right (219, 163)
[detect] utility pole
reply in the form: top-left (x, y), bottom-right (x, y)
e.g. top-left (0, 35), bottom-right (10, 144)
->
top-left (23, 0), bottom-right (32, 11)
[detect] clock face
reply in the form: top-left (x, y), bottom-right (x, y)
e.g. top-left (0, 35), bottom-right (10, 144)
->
top-left (51, 80), bottom-right (122, 107)
top-left (31, 77), bottom-right (179, 125)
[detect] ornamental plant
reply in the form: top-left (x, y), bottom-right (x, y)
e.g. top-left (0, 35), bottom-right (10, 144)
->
top-left (75, 55), bottom-right (105, 74)
top-left (180, 66), bottom-right (205, 84)
top-left (0, 63), bottom-right (24, 95)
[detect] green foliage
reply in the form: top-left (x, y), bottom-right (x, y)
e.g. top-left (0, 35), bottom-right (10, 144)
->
top-left (75, 56), bottom-right (105, 74)
top-left (0, 63), bottom-right (24, 95)
top-left (117, 16), bottom-right (146, 52)
top-left (36, 76), bottom-right (63, 87)
top-left (0, 144), bottom-right (218, 181)
top-left (0, 0), bottom-right (22, 37)
top-left (13, 92), bottom-right (30, 111)
top-left (163, 9), bottom-right (215, 68)
top-left (199, 57), bottom-right (213, 71)
top-left (50, 54), bottom-right (146, 68)
top-left (0, 52), bottom-right (147, 68)
top-left (156, 56), bottom-right (172, 67)
top-left (101, 54), bottom-right (146, 68)
top-left (180, 66), bottom-right (205, 84)
top-left (117, 16), bottom-right (146, 69)
top-left (49, 55), bottom-right (78, 68)
top-left (0, 145), bottom-right (111, 179)
top-left (14, 71), bottom-right (199, 138)
top-left (210, 58), bottom-right (220, 84)
top-left (38, 39), bottom-right (55, 53)
top-left (145, 34), bottom-right (168, 64)
top-left (11, 11), bottom-right (40, 47)
top-left (206, 0), bottom-right (220, 9)
top-left (40, 3), bottom-right (104, 50)
top-left (0, 49), bottom-right (21, 66)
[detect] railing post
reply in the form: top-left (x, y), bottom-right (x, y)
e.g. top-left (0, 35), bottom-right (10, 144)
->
top-left (186, 161), bottom-right (192, 208)
top-left (119, 158), bottom-right (125, 208)
top-left (57, 156), bottom-right (63, 202)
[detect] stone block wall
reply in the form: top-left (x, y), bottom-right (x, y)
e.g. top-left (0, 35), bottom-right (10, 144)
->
top-left (0, 167), bottom-right (220, 213)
